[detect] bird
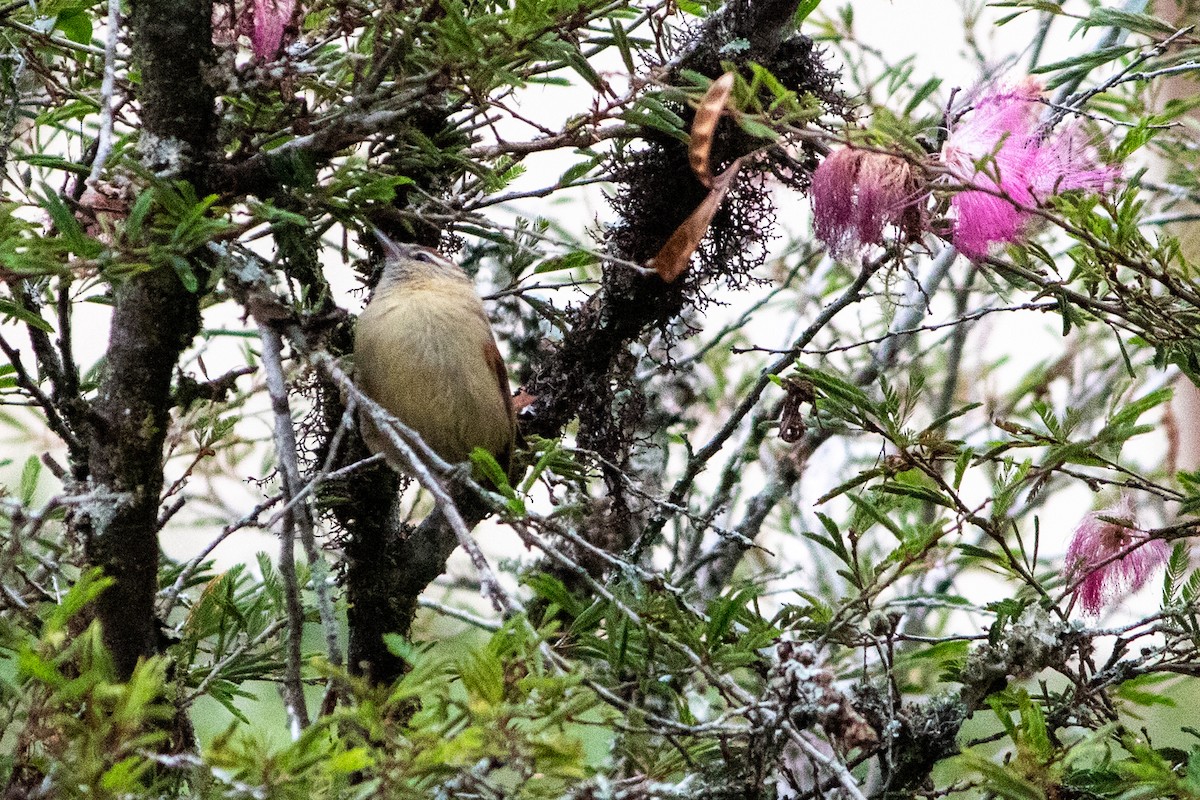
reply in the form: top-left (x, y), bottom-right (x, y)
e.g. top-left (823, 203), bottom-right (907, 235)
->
top-left (353, 232), bottom-right (516, 478)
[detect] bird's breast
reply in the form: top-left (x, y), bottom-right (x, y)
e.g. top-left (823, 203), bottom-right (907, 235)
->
top-left (355, 284), bottom-right (513, 466)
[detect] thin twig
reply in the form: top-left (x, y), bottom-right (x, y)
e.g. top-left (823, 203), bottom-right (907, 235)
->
top-left (86, 0), bottom-right (121, 187)
top-left (183, 619), bottom-right (288, 708)
top-left (258, 326), bottom-right (343, 679)
top-left (258, 326), bottom-right (310, 733)
top-left (0, 332), bottom-right (82, 454)
top-left (1, 18), bottom-right (107, 56)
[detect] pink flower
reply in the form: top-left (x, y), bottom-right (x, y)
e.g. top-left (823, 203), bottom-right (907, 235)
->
top-left (251, 0), bottom-right (296, 61)
top-left (811, 147), bottom-right (922, 258)
top-left (941, 78), bottom-right (1119, 258)
top-left (1065, 495), bottom-right (1169, 615)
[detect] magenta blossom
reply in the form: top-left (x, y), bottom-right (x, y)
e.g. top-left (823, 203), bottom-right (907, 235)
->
top-left (941, 78), bottom-right (1119, 258)
top-left (1065, 495), bottom-right (1168, 615)
top-left (811, 147), bottom-right (922, 258)
top-left (251, 0), bottom-right (296, 61)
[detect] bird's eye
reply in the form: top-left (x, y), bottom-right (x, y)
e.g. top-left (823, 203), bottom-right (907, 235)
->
top-left (412, 250), bottom-right (437, 264)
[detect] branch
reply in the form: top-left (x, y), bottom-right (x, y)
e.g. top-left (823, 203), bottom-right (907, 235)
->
top-left (0, 332), bottom-right (83, 455)
top-left (85, 0), bottom-right (121, 187)
top-left (258, 325), bottom-right (314, 730)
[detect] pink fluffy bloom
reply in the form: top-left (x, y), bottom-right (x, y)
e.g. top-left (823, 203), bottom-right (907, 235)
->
top-left (941, 78), bottom-right (1119, 258)
top-left (1065, 495), bottom-right (1169, 615)
top-left (811, 147), bottom-right (923, 258)
top-left (251, 0), bottom-right (296, 61)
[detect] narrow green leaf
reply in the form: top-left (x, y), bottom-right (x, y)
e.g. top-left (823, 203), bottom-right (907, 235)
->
top-left (171, 255), bottom-right (199, 293)
top-left (0, 299), bottom-right (54, 333)
top-left (610, 19), bottom-right (635, 74)
top-left (19, 455), bottom-right (40, 506)
top-left (16, 154), bottom-right (90, 175)
top-left (40, 186), bottom-right (101, 258)
top-left (794, 0), bottom-right (821, 24)
top-left (124, 190), bottom-right (155, 245)
top-left (1078, 8), bottom-right (1175, 37)
top-left (904, 77), bottom-right (943, 116)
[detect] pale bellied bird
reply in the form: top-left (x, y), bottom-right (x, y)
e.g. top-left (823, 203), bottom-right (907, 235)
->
top-left (354, 233), bottom-right (516, 476)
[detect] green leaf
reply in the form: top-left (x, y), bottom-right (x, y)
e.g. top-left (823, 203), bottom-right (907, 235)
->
top-left (1115, 672), bottom-right (1178, 708)
top-left (958, 750), bottom-right (1047, 800)
top-left (848, 493), bottom-right (907, 540)
top-left (794, 0), bottom-right (821, 24)
top-left (904, 77), bottom-right (943, 116)
top-left (19, 455), bottom-right (40, 506)
top-left (610, 18), bottom-right (636, 74)
top-left (523, 572), bottom-right (584, 618)
top-left (351, 175), bottom-right (415, 204)
top-left (15, 154), bottom-right (90, 175)
top-left (100, 756), bottom-right (150, 791)
top-left (17, 648), bottom-right (64, 687)
top-left (1077, 8), bottom-right (1175, 37)
top-left (816, 467), bottom-right (882, 505)
top-left (1032, 45), bottom-right (1134, 86)
top-left (40, 186), bottom-right (102, 258)
top-left (1108, 387), bottom-right (1172, 429)
top-left (123, 189), bottom-right (155, 245)
top-left (705, 586), bottom-right (755, 645)
top-left (1163, 542), bottom-right (1190, 606)
top-left (0, 299), bottom-right (54, 333)
top-left (252, 202), bottom-right (310, 227)
top-left (535, 250), bottom-right (597, 274)
top-left (1186, 746), bottom-right (1200, 793)
top-left (953, 448), bottom-right (973, 491)
top-left (458, 650), bottom-right (504, 706)
top-left (560, 44), bottom-right (604, 91)
top-left (170, 255), bottom-right (199, 293)
top-left (622, 94), bottom-right (689, 141)
top-left (558, 156), bottom-right (602, 186)
top-left (1016, 690), bottom-right (1052, 759)
top-left (957, 543), bottom-right (1007, 567)
top-left (676, 0), bottom-right (707, 15)
top-left (878, 481), bottom-right (953, 508)
top-left (54, 8), bottom-right (93, 44)
top-left (736, 116), bottom-right (780, 141)
top-left (326, 747), bottom-right (374, 775)
top-left (802, 513), bottom-right (851, 564)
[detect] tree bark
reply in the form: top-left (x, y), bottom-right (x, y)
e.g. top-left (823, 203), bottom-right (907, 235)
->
top-left (82, 0), bottom-right (214, 679)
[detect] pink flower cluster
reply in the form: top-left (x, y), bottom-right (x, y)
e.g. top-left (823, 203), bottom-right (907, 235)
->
top-left (941, 78), bottom-right (1119, 257)
top-left (810, 148), bottom-right (921, 258)
top-left (212, 0), bottom-right (297, 61)
top-left (1065, 495), bottom-right (1168, 616)
top-left (251, 0), bottom-right (296, 61)
top-left (810, 78), bottom-right (1119, 259)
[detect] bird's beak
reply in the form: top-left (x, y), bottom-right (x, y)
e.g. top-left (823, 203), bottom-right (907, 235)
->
top-left (371, 227), bottom-right (405, 262)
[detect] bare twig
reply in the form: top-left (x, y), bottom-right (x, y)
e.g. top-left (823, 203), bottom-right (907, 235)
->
top-left (258, 326), bottom-right (312, 732)
top-left (86, 0), bottom-right (121, 187)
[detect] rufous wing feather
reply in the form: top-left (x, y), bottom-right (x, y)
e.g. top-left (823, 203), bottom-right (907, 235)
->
top-left (484, 337), bottom-right (517, 476)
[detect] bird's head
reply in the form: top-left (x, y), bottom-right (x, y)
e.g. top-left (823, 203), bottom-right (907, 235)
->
top-left (371, 230), bottom-right (467, 291)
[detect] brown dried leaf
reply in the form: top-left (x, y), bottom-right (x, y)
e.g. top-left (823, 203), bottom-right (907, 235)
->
top-left (512, 387), bottom-right (538, 413)
top-left (688, 72), bottom-right (735, 189)
top-left (649, 158), bottom-right (743, 283)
